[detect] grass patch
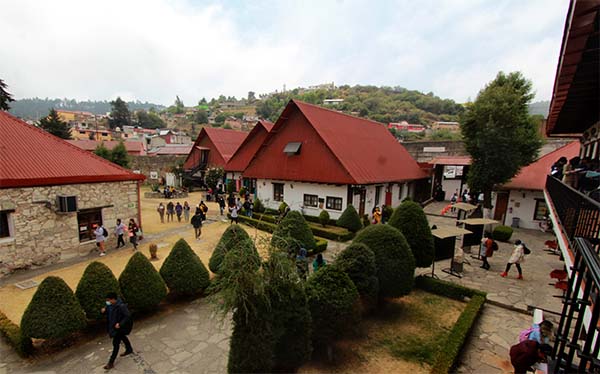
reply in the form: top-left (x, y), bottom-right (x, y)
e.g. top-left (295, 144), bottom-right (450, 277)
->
top-left (0, 309), bottom-right (32, 357)
top-left (381, 333), bottom-right (445, 365)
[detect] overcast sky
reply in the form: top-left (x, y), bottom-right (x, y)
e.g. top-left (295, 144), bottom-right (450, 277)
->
top-left (0, 0), bottom-right (567, 105)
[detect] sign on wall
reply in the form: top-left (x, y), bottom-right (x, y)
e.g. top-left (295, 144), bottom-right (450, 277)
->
top-left (150, 171), bottom-right (158, 179)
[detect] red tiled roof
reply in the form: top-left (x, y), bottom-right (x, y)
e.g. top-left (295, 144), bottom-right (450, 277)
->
top-left (0, 111), bottom-right (145, 188)
top-left (244, 100), bottom-right (428, 184)
top-left (504, 142), bottom-right (580, 190)
top-left (67, 140), bottom-right (146, 155)
top-left (148, 145), bottom-right (193, 155)
top-left (430, 156), bottom-right (472, 166)
top-left (225, 120), bottom-right (274, 172)
top-left (184, 127), bottom-right (248, 169)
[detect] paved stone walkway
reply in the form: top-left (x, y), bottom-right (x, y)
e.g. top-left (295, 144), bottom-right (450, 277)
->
top-left (0, 298), bottom-right (231, 374)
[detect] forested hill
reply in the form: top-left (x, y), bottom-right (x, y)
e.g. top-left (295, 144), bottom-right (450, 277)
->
top-left (256, 85), bottom-right (464, 125)
top-left (9, 98), bottom-right (165, 120)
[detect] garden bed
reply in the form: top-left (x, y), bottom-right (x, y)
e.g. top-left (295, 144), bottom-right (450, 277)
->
top-left (252, 212), bottom-right (354, 242)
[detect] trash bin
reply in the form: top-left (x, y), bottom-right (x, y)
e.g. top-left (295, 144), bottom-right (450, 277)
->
top-left (511, 217), bottom-right (520, 228)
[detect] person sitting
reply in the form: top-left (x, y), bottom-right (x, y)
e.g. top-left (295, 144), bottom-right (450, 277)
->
top-left (509, 340), bottom-right (552, 374)
top-left (312, 253), bottom-right (326, 273)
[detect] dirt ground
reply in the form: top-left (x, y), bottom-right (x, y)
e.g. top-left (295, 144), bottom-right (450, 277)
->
top-left (299, 289), bottom-right (466, 374)
top-left (0, 188), bottom-right (272, 326)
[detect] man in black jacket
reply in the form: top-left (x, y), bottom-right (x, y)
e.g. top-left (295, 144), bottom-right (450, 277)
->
top-left (101, 292), bottom-right (133, 370)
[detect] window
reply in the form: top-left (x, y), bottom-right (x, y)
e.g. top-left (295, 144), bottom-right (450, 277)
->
top-left (101, 132), bottom-right (108, 136)
top-left (303, 194), bottom-right (318, 207)
top-left (326, 196), bottom-right (343, 211)
top-left (77, 208), bottom-right (103, 242)
top-left (375, 186), bottom-right (382, 206)
top-left (273, 183), bottom-right (284, 202)
top-left (533, 199), bottom-right (548, 221)
top-left (79, 131), bottom-right (86, 135)
top-left (283, 142), bottom-right (302, 155)
top-left (398, 184), bottom-right (404, 200)
top-left (0, 211), bottom-right (12, 238)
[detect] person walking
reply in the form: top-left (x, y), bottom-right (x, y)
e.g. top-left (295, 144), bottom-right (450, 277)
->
top-left (183, 201), bottom-right (190, 222)
top-left (191, 210), bottom-right (203, 240)
top-left (480, 232), bottom-right (494, 270)
top-left (217, 195), bottom-right (226, 215)
top-left (114, 219), bottom-right (126, 249)
top-left (101, 292), bottom-right (133, 370)
top-left (94, 224), bottom-right (107, 256)
top-left (229, 204), bottom-right (239, 224)
top-left (166, 201), bottom-right (175, 222)
top-left (157, 202), bottom-right (165, 223)
top-left (175, 202), bottom-right (183, 222)
top-left (501, 239), bottom-right (526, 279)
top-left (128, 219), bottom-right (139, 251)
top-left (200, 201), bottom-right (208, 218)
top-left (312, 253), bottom-right (327, 272)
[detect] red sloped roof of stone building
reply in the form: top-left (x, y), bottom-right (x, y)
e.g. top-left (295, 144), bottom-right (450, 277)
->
top-left (225, 120), bottom-right (274, 172)
top-left (183, 127), bottom-right (248, 169)
top-left (0, 111), bottom-right (145, 188)
top-left (504, 141), bottom-right (580, 190)
top-left (67, 139), bottom-right (147, 155)
top-left (244, 100), bottom-right (428, 185)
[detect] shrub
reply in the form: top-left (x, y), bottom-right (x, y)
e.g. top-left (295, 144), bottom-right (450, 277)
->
top-left (353, 225), bottom-right (415, 299)
top-left (271, 211), bottom-right (316, 251)
top-left (239, 186), bottom-right (247, 197)
top-left (278, 201), bottom-right (289, 213)
top-left (254, 198), bottom-right (265, 213)
top-left (21, 276), bottom-right (86, 340)
top-left (362, 214), bottom-right (371, 228)
top-left (493, 225), bottom-right (514, 242)
top-left (160, 239), bottom-right (210, 297)
top-left (318, 210), bottom-right (330, 227)
top-left (388, 200), bottom-right (435, 268)
top-left (305, 266), bottom-right (359, 347)
top-left (415, 276), bottom-right (486, 300)
top-left (382, 205), bottom-right (394, 222)
top-left (336, 205), bottom-right (363, 232)
top-left (119, 252), bottom-right (167, 313)
top-left (75, 261), bottom-right (121, 321)
top-left (0, 310), bottom-right (32, 356)
top-left (334, 243), bottom-right (379, 309)
top-left (209, 225), bottom-right (258, 274)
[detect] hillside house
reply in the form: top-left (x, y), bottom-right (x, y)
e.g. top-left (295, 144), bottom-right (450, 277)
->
top-left (0, 111), bottom-right (145, 277)
top-left (243, 100), bottom-right (429, 219)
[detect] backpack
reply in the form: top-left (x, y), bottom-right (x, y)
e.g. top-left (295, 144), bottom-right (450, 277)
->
top-left (518, 326), bottom-right (538, 342)
top-left (523, 245), bottom-right (531, 255)
top-left (491, 240), bottom-right (499, 251)
top-left (102, 227), bottom-right (108, 237)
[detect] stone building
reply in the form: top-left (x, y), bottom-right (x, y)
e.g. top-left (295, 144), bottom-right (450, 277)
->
top-left (0, 111), bottom-right (145, 277)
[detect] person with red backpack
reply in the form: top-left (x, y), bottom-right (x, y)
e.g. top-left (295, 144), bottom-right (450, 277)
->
top-left (480, 232), bottom-right (495, 270)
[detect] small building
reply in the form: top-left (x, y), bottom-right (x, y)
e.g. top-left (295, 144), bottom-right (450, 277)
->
top-left (158, 129), bottom-right (192, 145)
top-left (431, 121), bottom-right (460, 132)
top-left (67, 139), bottom-right (147, 156)
top-left (70, 127), bottom-right (114, 141)
top-left (493, 141), bottom-right (580, 229)
top-left (0, 111), bottom-right (145, 277)
top-left (147, 144), bottom-right (193, 156)
top-left (243, 100), bottom-right (429, 219)
top-left (56, 110), bottom-right (95, 125)
top-left (388, 121), bottom-right (426, 133)
top-left (429, 156), bottom-right (471, 200)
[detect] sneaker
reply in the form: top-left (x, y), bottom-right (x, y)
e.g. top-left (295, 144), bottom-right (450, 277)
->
top-left (517, 274), bottom-right (523, 280)
top-left (103, 363), bottom-right (114, 370)
top-left (500, 272), bottom-right (507, 277)
top-left (99, 252), bottom-right (106, 257)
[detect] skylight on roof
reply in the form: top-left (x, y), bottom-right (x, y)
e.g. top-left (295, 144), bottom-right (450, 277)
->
top-left (284, 142), bottom-right (302, 156)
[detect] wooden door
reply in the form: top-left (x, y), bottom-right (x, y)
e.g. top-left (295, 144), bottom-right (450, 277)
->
top-left (494, 191), bottom-right (509, 223)
top-left (385, 185), bottom-right (392, 206)
top-left (359, 189), bottom-right (366, 217)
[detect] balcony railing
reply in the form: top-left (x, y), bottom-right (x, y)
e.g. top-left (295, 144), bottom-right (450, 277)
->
top-left (545, 175), bottom-right (600, 247)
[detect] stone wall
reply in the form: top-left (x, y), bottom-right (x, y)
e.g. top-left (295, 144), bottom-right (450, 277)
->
top-left (130, 155), bottom-right (186, 184)
top-left (0, 181), bottom-right (140, 277)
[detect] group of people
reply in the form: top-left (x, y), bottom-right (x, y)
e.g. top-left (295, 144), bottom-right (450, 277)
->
top-left (157, 201), bottom-right (192, 223)
top-left (551, 156), bottom-right (600, 196)
top-left (478, 233), bottom-right (529, 279)
top-left (162, 186), bottom-right (179, 199)
top-left (93, 218), bottom-right (140, 257)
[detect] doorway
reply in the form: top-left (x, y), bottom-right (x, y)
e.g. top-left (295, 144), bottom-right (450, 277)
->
top-left (359, 189), bottom-right (366, 217)
top-left (494, 191), bottom-right (509, 224)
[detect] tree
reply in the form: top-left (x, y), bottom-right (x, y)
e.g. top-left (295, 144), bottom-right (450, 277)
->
top-left (194, 110), bottom-right (208, 124)
top-left (247, 91), bottom-right (256, 102)
top-left (109, 97), bottom-right (131, 129)
top-left (388, 200), bottom-right (435, 268)
top-left (215, 113), bottom-right (227, 124)
top-left (318, 210), bottom-right (330, 227)
top-left (174, 96), bottom-right (185, 114)
top-left (461, 71), bottom-right (542, 208)
top-left (119, 252), bottom-right (167, 312)
top-left (205, 167), bottom-right (224, 192)
top-left (160, 239), bottom-right (210, 297)
top-left (135, 110), bottom-right (165, 129)
top-left (94, 143), bottom-right (111, 161)
top-left (0, 78), bottom-right (14, 110)
top-left (271, 211), bottom-right (316, 251)
top-left (110, 141), bottom-right (130, 168)
top-left (209, 225), bottom-right (258, 274)
top-left (75, 262), bottom-right (121, 320)
top-left (353, 225), bottom-right (415, 299)
top-left (336, 204), bottom-right (363, 232)
top-left (334, 243), bottom-right (379, 311)
top-left (38, 109), bottom-right (72, 139)
top-left (21, 276), bottom-right (86, 340)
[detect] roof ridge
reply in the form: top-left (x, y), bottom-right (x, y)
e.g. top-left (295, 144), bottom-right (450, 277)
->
top-left (291, 99), bottom-right (386, 127)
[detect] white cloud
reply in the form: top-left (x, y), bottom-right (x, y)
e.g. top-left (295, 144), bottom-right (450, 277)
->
top-left (0, 0), bottom-right (568, 104)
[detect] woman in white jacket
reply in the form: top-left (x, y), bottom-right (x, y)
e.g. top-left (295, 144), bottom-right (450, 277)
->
top-left (501, 240), bottom-right (525, 280)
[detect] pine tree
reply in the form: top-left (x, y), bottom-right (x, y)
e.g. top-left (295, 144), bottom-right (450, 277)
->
top-left (110, 141), bottom-right (130, 168)
top-left (94, 143), bottom-right (111, 161)
top-left (109, 97), bottom-right (131, 129)
top-left (38, 109), bottom-right (72, 139)
top-left (0, 79), bottom-right (14, 111)
top-left (388, 200), bottom-right (435, 268)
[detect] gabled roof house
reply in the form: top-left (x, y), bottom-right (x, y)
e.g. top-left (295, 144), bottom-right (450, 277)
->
top-left (183, 127), bottom-right (247, 174)
top-left (225, 120), bottom-right (274, 178)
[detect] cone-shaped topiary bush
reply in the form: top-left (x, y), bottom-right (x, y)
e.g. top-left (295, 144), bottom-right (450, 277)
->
top-left (75, 261), bottom-right (121, 320)
top-left (271, 211), bottom-right (316, 251)
top-left (388, 200), bottom-right (435, 268)
top-left (334, 243), bottom-right (379, 308)
top-left (209, 225), bottom-right (259, 274)
top-left (318, 210), bottom-right (330, 227)
top-left (305, 266), bottom-right (359, 347)
top-left (264, 251), bottom-right (312, 371)
top-left (254, 198), bottom-right (265, 213)
top-left (336, 204), bottom-right (363, 232)
top-left (353, 225), bottom-right (415, 299)
top-left (21, 276), bottom-right (86, 340)
top-left (119, 252), bottom-right (167, 313)
top-left (160, 239), bottom-right (210, 297)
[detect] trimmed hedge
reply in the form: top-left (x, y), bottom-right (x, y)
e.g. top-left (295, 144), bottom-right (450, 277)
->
top-left (336, 205), bottom-right (363, 232)
top-left (160, 239), bottom-right (210, 296)
top-left (415, 276), bottom-right (486, 300)
top-left (353, 225), bottom-right (415, 299)
top-left (0, 310), bottom-right (32, 357)
top-left (493, 225), bottom-right (514, 242)
top-left (319, 210), bottom-right (330, 227)
top-left (119, 252), bottom-right (167, 313)
top-left (271, 211), bottom-right (316, 251)
top-left (21, 276), bottom-right (86, 340)
top-left (253, 212), bottom-right (354, 242)
top-left (209, 225), bottom-right (255, 274)
top-left (334, 243), bottom-right (379, 309)
top-left (388, 200), bottom-right (435, 268)
top-left (75, 261), bottom-right (121, 321)
top-left (303, 213), bottom-right (337, 227)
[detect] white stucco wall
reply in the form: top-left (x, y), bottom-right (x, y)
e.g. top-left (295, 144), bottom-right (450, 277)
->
top-left (494, 189), bottom-right (546, 230)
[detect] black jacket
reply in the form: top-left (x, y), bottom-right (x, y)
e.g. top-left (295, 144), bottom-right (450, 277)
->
top-left (106, 299), bottom-right (133, 337)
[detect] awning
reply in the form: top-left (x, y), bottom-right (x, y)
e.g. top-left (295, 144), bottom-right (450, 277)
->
top-left (453, 202), bottom-right (477, 211)
top-left (458, 218), bottom-right (499, 225)
top-left (432, 226), bottom-right (473, 239)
